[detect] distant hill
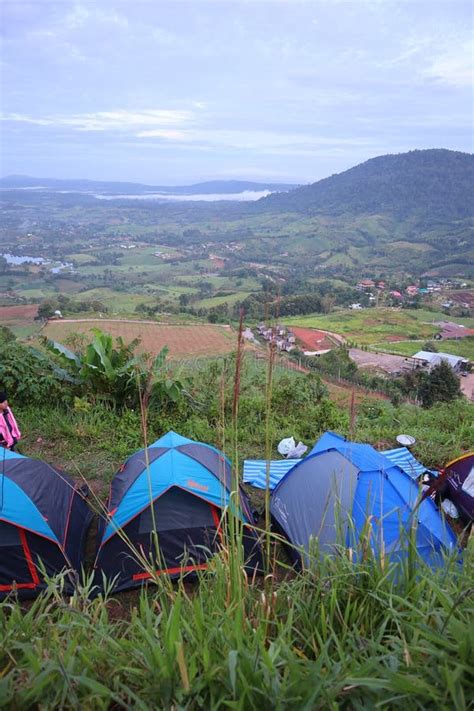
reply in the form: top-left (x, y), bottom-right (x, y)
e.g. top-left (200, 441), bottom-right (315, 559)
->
top-left (1, 150), bottom-right (472, 277)
top-left (259, 149), bottom-right (473, 220)
top-left (0, 175), bottom-right (298, 196)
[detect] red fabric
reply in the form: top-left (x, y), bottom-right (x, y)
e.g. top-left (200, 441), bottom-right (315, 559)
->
top-left (0, 527), bottom-right (39, 591)
top-left (0, 407), bottom-right (21, 449)
top-left (132, 563), bottom-right (208, 581)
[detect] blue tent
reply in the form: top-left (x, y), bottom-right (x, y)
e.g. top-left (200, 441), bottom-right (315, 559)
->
top-left (94, 431), bottom-right (262, 592)
top-left (0, 448), bottom-right (91, 599)
top-left (271, 432), bottom-right (457, 567)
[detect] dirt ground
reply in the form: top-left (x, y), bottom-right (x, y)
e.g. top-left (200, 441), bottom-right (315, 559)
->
top-left (0, 304), bottom-right (38, 323)
top-left (289, 326), bottom-right (335, 351)
top-left (460, 372), bottom-right (474, 401)
top-left (349, 348), bottom-right (411, 375)
top-left (43, 319), bottom-right (237, 358)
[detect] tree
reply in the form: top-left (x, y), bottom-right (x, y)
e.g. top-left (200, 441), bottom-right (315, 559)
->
top-left (37, 300), bottom-right (58, 320)
top-left (179, 293), bottom-right (191, 308)
top-left (418, 360), bottom-right (461, 408)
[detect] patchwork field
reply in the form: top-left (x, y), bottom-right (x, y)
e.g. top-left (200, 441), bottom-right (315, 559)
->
top-left (285, 308), bottom-right (474, 346)
top-left (0, 304), bottom-right (40, 337)
top-left (43, 319), bottom-right (237, 358)
top-left (370, 336), bottom-right (474, 362)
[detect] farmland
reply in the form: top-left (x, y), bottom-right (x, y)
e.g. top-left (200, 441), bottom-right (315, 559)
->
top-left (43, 319), bottom-right (237, 358)
top-left (0, 304), bottom-right (40, 338)
top-left (288, 326), bottom-right (336, 351)
top-left (285, 308), bottom-right (474, 346)
top-left (370, 336), bottom-right (474, 362)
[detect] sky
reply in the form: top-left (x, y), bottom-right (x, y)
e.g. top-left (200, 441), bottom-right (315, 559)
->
top-left (1, 0), bottom-right (473, 185)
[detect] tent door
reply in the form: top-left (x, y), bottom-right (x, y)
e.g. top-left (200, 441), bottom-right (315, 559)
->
top-left (131, 492), bottom-right (223, 580)
top-left (0, 522), bottom-right (40, 592)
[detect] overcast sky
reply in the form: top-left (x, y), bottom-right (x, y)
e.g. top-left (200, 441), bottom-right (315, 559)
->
top-left (1, 0), bottom-right (472, 185)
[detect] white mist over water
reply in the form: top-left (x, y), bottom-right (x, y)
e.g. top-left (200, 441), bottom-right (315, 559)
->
top-left (93, 190), bottom-right (273, 202)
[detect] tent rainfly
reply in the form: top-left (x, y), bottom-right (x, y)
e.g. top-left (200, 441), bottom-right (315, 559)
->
top-left (271, 432), bottom-right (457, 568)
top-left (94, 431), bottom-right (262, 592)
top-left (0, 448), bottom-right (91, 599)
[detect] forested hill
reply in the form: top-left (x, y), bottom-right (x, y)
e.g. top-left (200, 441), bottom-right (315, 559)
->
top-left (258, 149), bottom-right (474, 220)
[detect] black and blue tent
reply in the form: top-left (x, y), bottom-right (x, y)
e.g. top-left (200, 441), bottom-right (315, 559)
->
top-left (0, 448), bottom-right (92, 599)
top-left (94, 431), bottom-right (262, 592)
top-left (271, 431), bottom-right (457, 568)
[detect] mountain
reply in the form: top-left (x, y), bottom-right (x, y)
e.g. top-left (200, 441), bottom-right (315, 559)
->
top-left (0, 175), bottom-right (298, 196)
top-left (258, 149), bottom-right (473, 220)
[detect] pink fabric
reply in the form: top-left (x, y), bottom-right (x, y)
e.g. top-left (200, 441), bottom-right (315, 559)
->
top-left (0, 408), bottom-right (21, 448)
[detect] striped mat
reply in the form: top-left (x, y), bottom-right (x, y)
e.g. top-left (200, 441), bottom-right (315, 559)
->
top-left (243, 459), bottom-right (301, 489)
top-left (382, 447), bottom-right (437, 480)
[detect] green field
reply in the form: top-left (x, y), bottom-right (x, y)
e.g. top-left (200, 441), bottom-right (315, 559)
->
top-left (193, 291), bottom-right (251, 308)
top-left (75, 288), bottom-right (158, 312)
top-left (370, 337), bottom-right (474, 361)
top-left (285, 308), bottom-right (474, 346)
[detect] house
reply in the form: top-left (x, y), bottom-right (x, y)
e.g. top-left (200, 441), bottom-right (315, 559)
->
top-left (406, 285), bottom-right (419, 296)
top-left (435, 321), bottom-right (474, 340)
top-left (357, 279), bottom-right (375, 291)
top-left (349, 303), bottom-right (363, 310)
top-left (242, 327), bottom-right (256, 342)
top-left (390, 290), bottom-right (403, 300)
top-left (411, 350), bottom-right (469, 374)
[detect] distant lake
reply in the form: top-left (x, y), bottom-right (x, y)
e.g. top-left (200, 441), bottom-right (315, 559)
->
top-left (1, 253), bottom-right (73, 272)
top-left (93, 190), bottom-right (273, 202)
top-left (1, 253), bottom-right (48, 265)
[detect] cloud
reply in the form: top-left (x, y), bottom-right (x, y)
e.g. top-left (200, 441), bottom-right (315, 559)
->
top-left (1, 107), bottom-right (377, 157)
top-left (136, 127), bottom-right (375, 151)
top-left (1, 109), bottom-right (196, 132)
top-left (421, 41), bottom-right (473, 87)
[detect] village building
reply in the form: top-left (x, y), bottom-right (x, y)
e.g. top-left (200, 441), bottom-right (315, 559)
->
top-left (411, 350), bottom-right (469, 374)
top-left (357, 279), bottom-right (375, 291)
top-left (434, 321), bottom-right (474, 340)
top-left (242, 327), bottom-right (256, 342)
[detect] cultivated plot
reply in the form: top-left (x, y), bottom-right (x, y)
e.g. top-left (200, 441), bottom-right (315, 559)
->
top-left (43, 319), bottom-right (237, 358)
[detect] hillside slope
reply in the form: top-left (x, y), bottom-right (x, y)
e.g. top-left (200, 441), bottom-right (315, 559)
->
top-left (259, 149), bottom-right (473, 220)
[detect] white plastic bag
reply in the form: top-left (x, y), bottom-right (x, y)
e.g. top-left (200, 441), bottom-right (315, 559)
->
top-left (277, 437), bottom-right (308, 459)
top-left (441, 499), bottom-right (459, 518)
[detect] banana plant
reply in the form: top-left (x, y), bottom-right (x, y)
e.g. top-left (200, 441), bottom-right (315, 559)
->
top-left (45, 329), bottom-right (186, 409)
top-left (45, 329), bottom-right (143, 406)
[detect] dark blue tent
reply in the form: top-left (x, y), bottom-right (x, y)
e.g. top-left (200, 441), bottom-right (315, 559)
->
top-left (0, 448), bottom-right (92, 599)
top-left (271, 432), bottom-right (457, 567)
top-left (94, 431), bottom-right (262, 592)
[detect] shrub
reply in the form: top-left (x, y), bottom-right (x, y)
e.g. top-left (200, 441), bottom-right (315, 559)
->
top-left (0, 341), bottom-right (71, 406)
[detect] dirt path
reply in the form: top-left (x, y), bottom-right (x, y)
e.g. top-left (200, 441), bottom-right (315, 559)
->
top-left (460, 373), bottom-right (474, 401)
top-left (56, 318), bottom-right (232, 329)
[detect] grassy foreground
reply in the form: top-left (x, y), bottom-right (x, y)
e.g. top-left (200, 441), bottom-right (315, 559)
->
top-left (0, 546), bottom-right (472, 709)
top-left (1, 355), bottom-right (473, 708)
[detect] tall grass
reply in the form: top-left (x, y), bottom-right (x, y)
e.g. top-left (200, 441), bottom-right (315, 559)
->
top-left (0, 543), bottom-right (472, 709)
top-left (3, 347), bottom-right (473, 707)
